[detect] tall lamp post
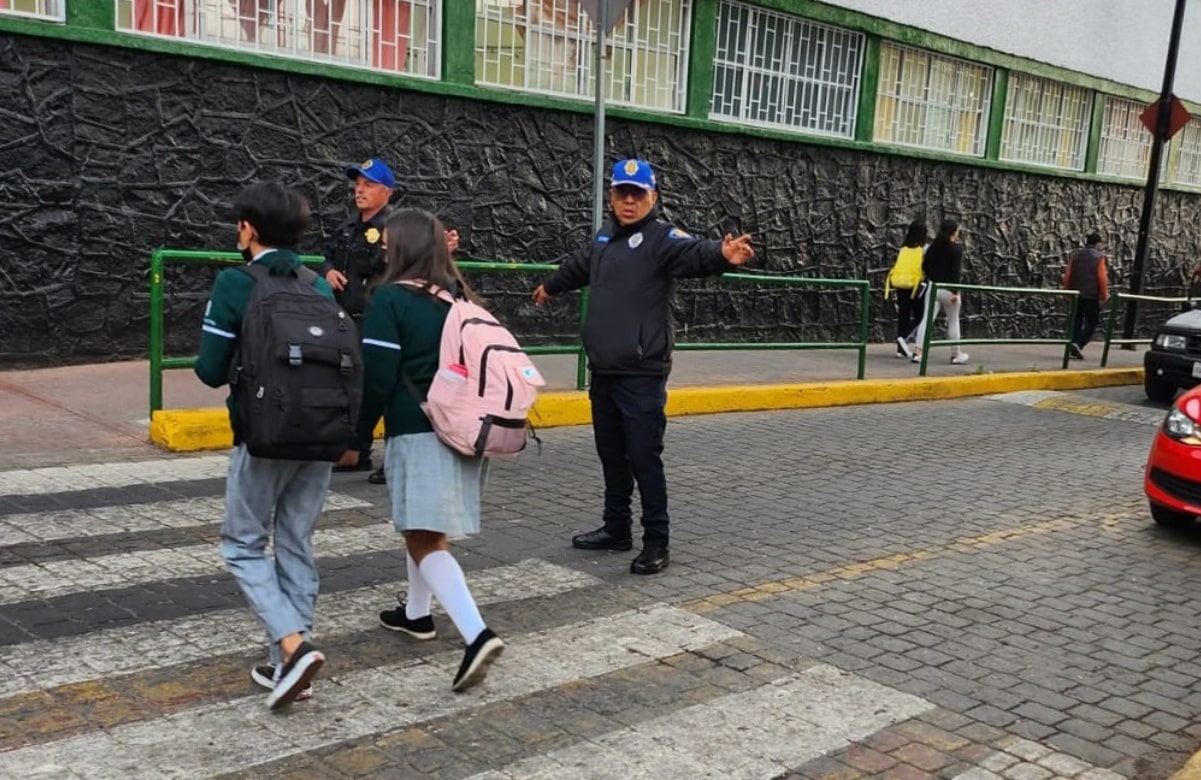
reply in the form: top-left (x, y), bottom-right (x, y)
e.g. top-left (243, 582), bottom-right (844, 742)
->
top-left (1125, 0), bottom-right (1190, 343)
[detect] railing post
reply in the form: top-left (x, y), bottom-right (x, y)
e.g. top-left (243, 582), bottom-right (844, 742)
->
top-left (918, 282), bottom-right (937, 376)
top-left (1062, 292), bottom-right (1079, 369)
top-left (857, 280), bottom-right (869, 379)
top-left (1101, 293), bottom-right (1120, 367)
top-left (149, 249), bottom-right (164, 417)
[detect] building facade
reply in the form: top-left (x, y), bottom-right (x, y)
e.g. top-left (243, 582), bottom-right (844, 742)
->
top-left (1, 1), bottom-right (1199, 365)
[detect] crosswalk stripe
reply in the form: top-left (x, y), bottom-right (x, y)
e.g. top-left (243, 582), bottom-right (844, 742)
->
top-left (0, 605), bottom-right (742, 779)
top-left (0, 492), bottom-right (370, 546)
top-left (0, 523), bottom-right (397, 605)
top-left (465, 663), bottom-right (933, 780)
top-left (0, 455), bottom-right (230, 497)
top-left (0, 559), bottom-right (600, 699)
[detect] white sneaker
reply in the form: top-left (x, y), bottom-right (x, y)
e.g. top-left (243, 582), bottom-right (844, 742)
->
top-left (910, 350), bottom-right (922, 364)
top-left (950, 353), bottom-right (970, 365)
top-left (895, 337), bottom-right (913, 359)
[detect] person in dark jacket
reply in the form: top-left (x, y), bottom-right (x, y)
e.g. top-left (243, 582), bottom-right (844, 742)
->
top-left (912, 218), bottom-right (969, 365)
top-left (322, 157), bottom-right (395, 479)
top-left (1062, 232), bottom-right (1110, 359)
top-left (323, 157), bottom-right (460, 483)
top-left (531, 158), bottom-right (754, 575)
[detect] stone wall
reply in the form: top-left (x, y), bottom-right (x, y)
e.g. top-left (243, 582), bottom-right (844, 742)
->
top-left (2, 33), bottom-right (1199, 367)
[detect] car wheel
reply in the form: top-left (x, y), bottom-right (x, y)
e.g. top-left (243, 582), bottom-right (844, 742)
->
top-left (1145, 374), bottom-right (1178, 403)
top-left (1150, 502), bottom-right (1194, 526)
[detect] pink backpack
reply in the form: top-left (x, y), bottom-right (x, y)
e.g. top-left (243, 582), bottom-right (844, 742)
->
top-left (400, 282), bottom-right (545, 459)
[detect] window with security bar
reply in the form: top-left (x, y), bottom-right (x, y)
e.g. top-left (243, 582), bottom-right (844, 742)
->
top-left (710, 1), bottom-right (863, 138)
top-left (873, 43), bottom-right (991, 156)
top-left (1097, 97), bottom-right (1154, 179)
top-left (0, 0), bottom-right (64, 20)
top-left (475, 0), bottom-right (691, 113)
top-left (1170, 119), bottom-right (1201, 187)
top-left (1000, 73), bottom-right (1091, 171)
top-left (114, 0), bottom-right (441, 78)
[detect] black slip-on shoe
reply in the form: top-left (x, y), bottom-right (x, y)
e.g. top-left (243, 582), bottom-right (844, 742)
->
top-left (267, 642), bottom-right (324, 710)
top-left (379, 600), bottom-right (437, 640)
top-left (453, 628), bottom-right (504, 693)
top-left (571, 527), bottom-right (633, 551)
top-left (630, 546), bottom-right (670, 575)
top-left (367, 467), bottom-right (387, 484)
top-left (251, 663), bottom-right (312, 700)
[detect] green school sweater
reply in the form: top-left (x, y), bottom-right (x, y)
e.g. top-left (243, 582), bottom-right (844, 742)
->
top-left (355, 283), bottom-right (449, 441)
top-left (194, 250), bottom-right (335, 432)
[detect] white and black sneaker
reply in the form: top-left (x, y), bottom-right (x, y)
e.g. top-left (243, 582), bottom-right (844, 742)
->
top-left (251, 664), bottom-right (312, 701)
top-left (896, 337), bottom-right (913, 359)
top-left (379, 599), bottom-right (437, 640)
top-left (267, 642), bottom-right (324, 710)
top-left (452, 628), bottom-right (504, 693)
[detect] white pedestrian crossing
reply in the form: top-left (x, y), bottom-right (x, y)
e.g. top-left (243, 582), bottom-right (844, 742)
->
top-left (0, 455), bottom-right (230, 497)
top-left (0, 492), bottom-right (370, 546)
top-left (467, 664), bottom-right (933, 780)
top-left (0, 606), bottom-right (743, 779)
top-left (0, 559), bottom-right (600, 698)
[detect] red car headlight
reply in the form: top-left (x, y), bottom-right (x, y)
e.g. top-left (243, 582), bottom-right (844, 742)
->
top-left (1164, 395), bottom-right (1201, 444)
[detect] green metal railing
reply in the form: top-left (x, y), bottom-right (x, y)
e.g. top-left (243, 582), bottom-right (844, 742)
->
top-left (914, 282), bottom-right (1079, 376)
top-left (1100, 292), bottom-right (1199, 367)
top-left (149, 249), bottom-right (872, 414)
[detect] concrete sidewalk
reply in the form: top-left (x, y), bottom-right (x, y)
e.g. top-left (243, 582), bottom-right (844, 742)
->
top-left (1, 341), bottom-right (1144, 469)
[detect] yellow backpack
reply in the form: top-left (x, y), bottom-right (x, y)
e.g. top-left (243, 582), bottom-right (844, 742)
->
top-left (885, 246), bottom-right (925, 296)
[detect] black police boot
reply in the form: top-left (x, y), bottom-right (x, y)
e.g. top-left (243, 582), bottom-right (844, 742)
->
top-left (630, 545), bottom-right (669, 575)
top-left (571, 526), bottom-right (633, 551)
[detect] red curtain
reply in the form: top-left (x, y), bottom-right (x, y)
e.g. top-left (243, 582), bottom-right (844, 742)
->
top-left (134, 0), bottom-right (184, 34)
top-left (310, 0), bottom-right (347, 55)
top-left (373, 0), bottom-right (412, 72)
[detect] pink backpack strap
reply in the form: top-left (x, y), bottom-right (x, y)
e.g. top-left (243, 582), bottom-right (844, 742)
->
top-left (396, 278), bottom-right (456, 305)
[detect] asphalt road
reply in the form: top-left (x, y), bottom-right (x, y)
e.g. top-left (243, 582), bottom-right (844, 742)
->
top-left (0, 388), bottom-right (1197, 779)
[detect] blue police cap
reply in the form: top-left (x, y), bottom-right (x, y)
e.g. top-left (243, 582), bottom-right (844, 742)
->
top-left (611, 159), bottom-right (656, 191)
top-left (344, 157), bottom-right (396, 189)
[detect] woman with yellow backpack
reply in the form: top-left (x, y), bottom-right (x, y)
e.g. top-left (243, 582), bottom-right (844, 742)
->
top-left (885, 220), bottom-right (927, 358)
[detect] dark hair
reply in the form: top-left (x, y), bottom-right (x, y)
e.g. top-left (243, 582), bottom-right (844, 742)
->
top-left (935, 219), bottom-right (959, 243)
top-left (1086, 232), bottom-right (1103, 246)
top-left (902, 220), bottom-right (928, 248)
top-left (233, 182), bottom-right (310, 248)
top-left (377, 208), bottom-right (480, 304)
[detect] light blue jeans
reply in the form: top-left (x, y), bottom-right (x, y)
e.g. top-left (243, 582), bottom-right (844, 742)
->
top-left (220, 444), bottom-right (332, 665)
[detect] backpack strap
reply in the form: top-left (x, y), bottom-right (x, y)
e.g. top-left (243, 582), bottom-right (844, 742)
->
top-left (237, 261), bottom-right (317, 284)
top-left (397, 278), bottom-right (456, 305)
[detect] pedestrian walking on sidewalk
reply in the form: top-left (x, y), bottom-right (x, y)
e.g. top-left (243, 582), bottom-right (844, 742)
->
top-left (886, 219), bottom-right (927, 359)
top-left (195, 182), bottom-right (335, 709)
top-left (1062, 233), bottom-right (1110, 359)
top-left (913, 218), bottom-right (969, 366)
top-left (323, 157), bottom-right (462, 485)
top-left (531, 158), bottom-right (755, 576)
top-left (337, 208), bottom-right (504, 692)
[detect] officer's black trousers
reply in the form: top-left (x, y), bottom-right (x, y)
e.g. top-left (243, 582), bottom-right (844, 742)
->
top-left (588, 373), bottom-right (670, 547)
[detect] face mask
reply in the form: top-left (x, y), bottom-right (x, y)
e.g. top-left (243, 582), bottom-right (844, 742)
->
top-left (237, 243), bottom-right (254, 264)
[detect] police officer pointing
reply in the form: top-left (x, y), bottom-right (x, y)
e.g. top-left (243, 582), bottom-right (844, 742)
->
top-left (532, 158), bottom-right (754, 575)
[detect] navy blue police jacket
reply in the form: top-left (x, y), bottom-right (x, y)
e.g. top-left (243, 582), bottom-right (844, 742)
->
top-left (542, 213), bottom-right (732, 377)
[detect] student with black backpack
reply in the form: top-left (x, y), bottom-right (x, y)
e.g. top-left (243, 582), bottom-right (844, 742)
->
top-left (195, 182), bottom-right (362, 710)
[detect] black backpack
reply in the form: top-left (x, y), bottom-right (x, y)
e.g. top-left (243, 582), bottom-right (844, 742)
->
top-left (230, 264), bottom-right (363, 461)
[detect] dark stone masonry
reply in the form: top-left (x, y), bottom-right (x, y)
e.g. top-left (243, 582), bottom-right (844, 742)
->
top-left (1, 33), bottom-right (1199, 366)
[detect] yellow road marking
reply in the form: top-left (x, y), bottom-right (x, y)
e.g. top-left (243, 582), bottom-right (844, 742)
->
top-left (685, 511), bottom-right (1141, 613)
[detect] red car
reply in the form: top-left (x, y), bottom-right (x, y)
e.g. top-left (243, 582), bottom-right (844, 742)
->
top-left (1146, 385), bottom-right (1201, 525)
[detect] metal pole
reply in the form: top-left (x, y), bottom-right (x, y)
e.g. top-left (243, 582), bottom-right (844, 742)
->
top-left (1124, 0), bottom-right (1188, 344)
top-left (577, 1), bottom-right (608, 390)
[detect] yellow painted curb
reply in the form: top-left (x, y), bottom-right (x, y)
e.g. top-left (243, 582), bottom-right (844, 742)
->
top-left (1171, 750), bottom-right (1201, 780)
top-left (149, 368), bottom-right (1142, 452)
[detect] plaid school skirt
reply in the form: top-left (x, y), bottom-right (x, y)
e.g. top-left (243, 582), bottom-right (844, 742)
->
top-left (383, 432), bottom-right (487, 539)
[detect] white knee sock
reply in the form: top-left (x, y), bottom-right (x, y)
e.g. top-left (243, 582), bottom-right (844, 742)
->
top-left (404, 551), bottom-right (432, 620)
top-left (418, 550), bottom-right (485, 645)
